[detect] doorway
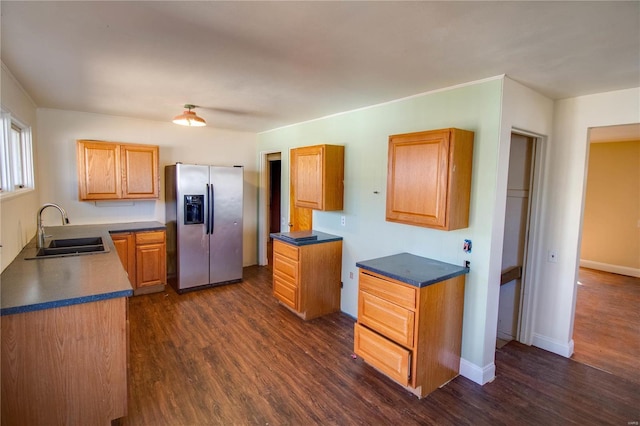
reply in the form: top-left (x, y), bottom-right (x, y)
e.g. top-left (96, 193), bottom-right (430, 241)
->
top-left (258, 151), bottom-right (283, 266)
top-left (497, 131), bottom-right (543, 346)
top-left (572, 124), bottom-right (640, 380)
top-left (268, 155), bottom-right (281, 234)
top-left (266, 153), bottom-right (282, 267)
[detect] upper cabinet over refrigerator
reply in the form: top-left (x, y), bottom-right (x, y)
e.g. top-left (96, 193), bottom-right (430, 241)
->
top-left (165, 164), bottom-right (243, 293)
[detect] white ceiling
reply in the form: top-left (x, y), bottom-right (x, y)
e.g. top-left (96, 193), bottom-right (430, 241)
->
top-left (1, 1), bottom-right (639, 133)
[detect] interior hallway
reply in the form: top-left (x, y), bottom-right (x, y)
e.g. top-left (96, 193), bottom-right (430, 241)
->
top-left (572, 267), bottom-right (640, 385)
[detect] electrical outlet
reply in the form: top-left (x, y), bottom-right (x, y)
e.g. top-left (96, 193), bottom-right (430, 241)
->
top-left (548, 250), bottom-right (558, 263)
top-left (340, 215), bottom-right (346, 226)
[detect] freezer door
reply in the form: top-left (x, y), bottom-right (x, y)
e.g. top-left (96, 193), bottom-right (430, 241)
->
top-left (209, 166), bottom-right (243, 284)
top-left (176, 164), bottom-right (211, 290)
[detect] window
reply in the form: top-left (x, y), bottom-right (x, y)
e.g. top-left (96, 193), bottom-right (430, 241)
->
top-left (0, 110), bottom-right (34, 195)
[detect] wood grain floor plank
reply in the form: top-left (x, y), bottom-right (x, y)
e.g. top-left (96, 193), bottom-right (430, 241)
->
top-left (123, 265), bottom-right (639, 425)
top-left (573, 268), bottom-right (640, 384)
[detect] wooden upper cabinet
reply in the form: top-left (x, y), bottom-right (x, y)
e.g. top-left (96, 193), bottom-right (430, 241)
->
top-left (77, 141), bottom-right (121, 200)
top-left (77, 140), bottom-right (159, 201)
top-left (291, 144), bottom-right (344, 211)
top-left (121, 144), bottom-right (159, 199)
top-left (386, 128), bottom-right (474, 230)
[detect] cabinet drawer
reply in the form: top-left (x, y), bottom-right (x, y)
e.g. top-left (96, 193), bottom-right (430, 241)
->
top-left (273, 253), bottom-right (298, 281)
top-left (359, 271), bottom-right (416, 310)
top-left (135, 230), bottom-right (165, 245)
top-left (273, 240), bottom-right (299, 261)
top-left (273, 275), bottom-right (298, 310)
top-left (358, 291), bottom-right (415, 348)
top-left (354, 323), bottom-right (411, 386)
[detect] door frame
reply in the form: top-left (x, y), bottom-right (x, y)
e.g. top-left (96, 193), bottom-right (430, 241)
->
top-left (510, 128), bottom-right (546, 344)
top-left (258, 150), bottom-right (282, 266)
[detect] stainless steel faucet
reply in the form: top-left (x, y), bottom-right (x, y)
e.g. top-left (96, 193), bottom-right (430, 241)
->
top-left (37, 203), bottom-right (70, 248)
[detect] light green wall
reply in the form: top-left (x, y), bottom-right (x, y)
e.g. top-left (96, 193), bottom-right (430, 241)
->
top-left (258, 78), bottom-right (503, 367)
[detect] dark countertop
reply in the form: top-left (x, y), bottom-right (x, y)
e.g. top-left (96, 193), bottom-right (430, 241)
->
top-left (270, 230), bottom-right (343, 246)
top-left (356, 252), bottom-right (469, 288)
top-left (0, 221), bottom-right (165, 316)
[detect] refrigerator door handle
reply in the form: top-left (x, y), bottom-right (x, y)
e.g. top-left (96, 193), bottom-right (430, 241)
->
top-left (206, 183), bottom-right (211, 235)
top-left (210, 184), bottom-right (215, 233)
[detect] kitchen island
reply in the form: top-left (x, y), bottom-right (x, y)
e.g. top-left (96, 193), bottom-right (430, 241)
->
top-left (270, 231), bottom-right (343, 320)
top-left (353, 252), bottom-right (469, 398)
top-left (0, 221), bottom-right (164, 425)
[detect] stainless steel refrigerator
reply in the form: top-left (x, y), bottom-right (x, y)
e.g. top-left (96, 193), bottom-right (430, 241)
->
top-left (165, 164), bottom-right (243, 293)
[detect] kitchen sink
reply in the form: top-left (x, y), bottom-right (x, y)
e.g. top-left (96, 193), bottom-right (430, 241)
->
top-left (26, 236), bottom-right (109, 259)
top-left (48, 237), bottom-right (104, 248)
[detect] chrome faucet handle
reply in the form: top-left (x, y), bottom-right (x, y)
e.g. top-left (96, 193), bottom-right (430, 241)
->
top-left (36, 203), bottom-right (70, 248)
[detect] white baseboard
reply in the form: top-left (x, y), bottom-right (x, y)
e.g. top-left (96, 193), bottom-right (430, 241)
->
top-left (579, 259), bottom-right (640, 278)
top-left (459, 357), bottom-right (495, 385)
top-left (532, 333), bottom-right (574, 358)
top-left (496, 330), bottom-right (514, 341)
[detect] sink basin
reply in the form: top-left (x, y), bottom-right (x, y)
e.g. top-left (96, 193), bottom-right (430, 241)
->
top-left (48, 237), bottom-right (104, 248)
top-left (26, 236), bottom-right (109, 259)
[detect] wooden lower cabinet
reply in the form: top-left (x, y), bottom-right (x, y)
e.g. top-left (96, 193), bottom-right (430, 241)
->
top-left (354, 269), bottom-right (465, 398)
top-left (272, 238), bottom-right (342, 320)
top-left (112, 229), bottom-right (166, 295)
top-left (112, 232), bottom-right (135, 278)
top-left (135, 230), bottom-right (166, 289)
top-left (1, 297), bottom-right (128, 424)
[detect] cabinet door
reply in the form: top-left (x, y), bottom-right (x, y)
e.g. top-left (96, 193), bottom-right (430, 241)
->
top-left (136, 242), bottom-right (166, 288)
top-left (386, 130), bottom-right (450, 228)
top-left (273, 242), bottom-right (300, 310)
top-left (354, 323), bottom-right (411, 386)
top-left (121, 144), bottom-right (159, 199)
top-left (386, 128), bottom-right (473, 230)
top-left (273, 253), bottom-right (299, 282)
top-left (292, 145), bottom-right (324, 209)
top-left (77, 140), bottom-right (121, 200)
top-left (135, 231), bottom-right (166, 288)
top-left (291, 144), bottom-right (344, 211)
top-left (273, 274), bottom-right (298, 310)
top-left (358, 291), bottom-right (415, 348)
top-left (111, 232), bottom-right (135, 285)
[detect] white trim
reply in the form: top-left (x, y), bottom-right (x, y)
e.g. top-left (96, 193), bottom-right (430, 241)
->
top-left (532, 334), bottom-right (574, 358)
top-left (579, 259), bottom-right (640, 278)
top-left (514, 130), bottom-right (547, 347)
top-left (260, 75), bottom-right (506, 134)
top-left (0, 187), bottom-right (35, 201)
top-left (497, 330), bottom-right (514, 341)
top-left (459, 357), bottom-right (495, 385)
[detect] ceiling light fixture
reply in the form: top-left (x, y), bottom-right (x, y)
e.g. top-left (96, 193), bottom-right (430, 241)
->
top-left (173, 104), bottom-right (206, 127)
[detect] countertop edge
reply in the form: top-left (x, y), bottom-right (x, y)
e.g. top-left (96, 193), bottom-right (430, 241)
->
top-left (0, 289), bottom-right (134, 316)
top-left (1, 221), bottom-right (164, 316)
top-left (356, 263), bottom-right (469, 288)
top-left (270, 231), bottom-right (343, 246)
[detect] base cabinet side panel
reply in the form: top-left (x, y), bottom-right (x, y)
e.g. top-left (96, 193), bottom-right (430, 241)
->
top-left (414, 276), bottom-right (466, 396)
top-left (298, 240), bottom-right (342, 320)
top-left (1, 298), bottom-right (128, 425)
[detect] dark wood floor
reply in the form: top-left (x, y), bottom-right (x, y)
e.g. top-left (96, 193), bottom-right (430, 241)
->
top-left (572, 267), bottom-right (640, 384)
top-left (123, 265), bottom-right (639, 425)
